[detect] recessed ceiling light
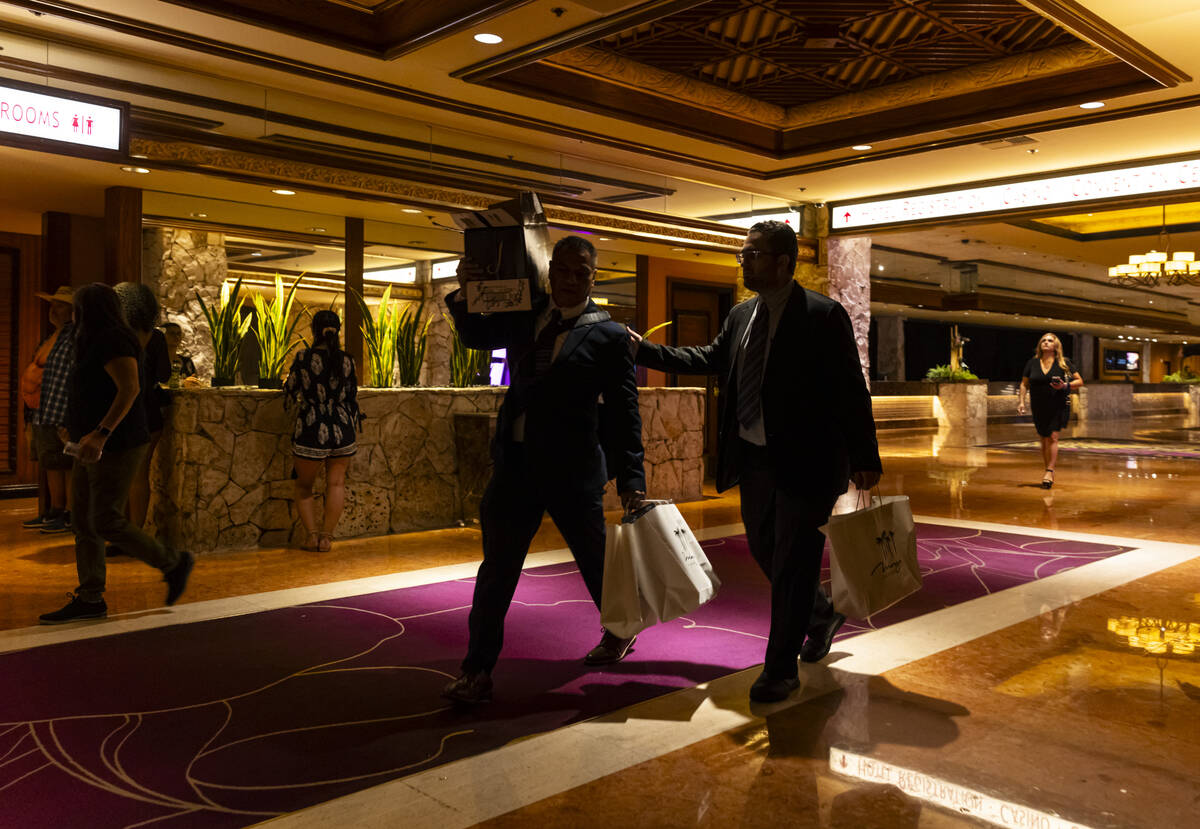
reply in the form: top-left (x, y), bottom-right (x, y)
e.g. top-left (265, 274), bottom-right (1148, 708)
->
top-left (851, 144), bottom-right (873, 151)
top-left (671, 247), bottom-right (686, 252)
top-left (1079, 101), bottom-right (1105, 110)
top-left (474, 33), bottom-right (503, 44)
top-left (401, 208), bottom-right (422, 214)
top-left (1026, 148), bottom-right (1039, 154)
top-left (309, 226), bottom-right (326, 233)
top-left (876, 264), bottom-right (884, 271)
top-left (598, 237), bottom-right (610, 241)
top-left (120, 166), bottom-right (150, 174)
top-left (130, 154), bottom-right (149, 159)
top-left (189, 211), bottom-right (208, 218)
top-left (250, 252), bottom-right (262, 257)
top-left (271, 188), bottom-right (296, 195)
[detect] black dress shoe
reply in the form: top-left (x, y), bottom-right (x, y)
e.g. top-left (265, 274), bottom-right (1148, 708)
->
top-left (584, 629), bottom-right (636, 665)
top-left (442, 671), bottom-right (493, 704)
top-left (749, 672), bottom-right (801, 703)
top-left (164, 551), bottom-right (194, 606)
top-left (800, 612), bottom-right (846, 663)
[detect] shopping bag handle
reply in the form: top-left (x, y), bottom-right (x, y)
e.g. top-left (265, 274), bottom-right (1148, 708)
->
top-left (622, 499), bottom-right (672, 524)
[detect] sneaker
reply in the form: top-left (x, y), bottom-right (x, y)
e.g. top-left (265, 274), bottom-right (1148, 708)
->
top-left (164, 551), bottom-right (194, 606)
top-left (39, 593), bottom-right (107, 625)
top-left (39, 511), bottom-right (71, 534)
top-left (22, 512), bottom-right (57, 529)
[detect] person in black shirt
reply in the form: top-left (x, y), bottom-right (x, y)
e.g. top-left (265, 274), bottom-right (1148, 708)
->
top-left (116, 282), bottom-right (172, 534)
top-left (39, 283), bottom-right (194, 625)
top-left (1018, 332), bottom-right (1083, 489)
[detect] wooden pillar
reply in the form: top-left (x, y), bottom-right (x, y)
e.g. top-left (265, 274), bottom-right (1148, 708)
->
top-left (43, 211), bottom-right (103, 290)
top-left (104, 186), bottom-right (142, 285)
top-left (635, 254), bottom-right (650, 387)
top-left (343, 217), bottom-right (364, 376)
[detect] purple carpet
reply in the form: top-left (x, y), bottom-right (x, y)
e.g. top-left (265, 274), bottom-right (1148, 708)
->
top-left (0, 524), bottom-right (1132, 828)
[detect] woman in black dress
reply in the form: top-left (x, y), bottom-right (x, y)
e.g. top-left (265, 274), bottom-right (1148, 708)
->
top-left (1017, 332), bottom-right (1083, 489)
top-left (284, 310), bottom-right (361, 552)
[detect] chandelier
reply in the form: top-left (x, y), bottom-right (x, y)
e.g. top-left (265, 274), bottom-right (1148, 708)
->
top-left (1108, 205), bottom-right (1200, 287)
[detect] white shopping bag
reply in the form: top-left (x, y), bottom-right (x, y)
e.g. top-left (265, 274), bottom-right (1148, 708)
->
top-left (820, 494), bottom-right (921, 619)
top-left (601, 502), bottom-right (720, 639)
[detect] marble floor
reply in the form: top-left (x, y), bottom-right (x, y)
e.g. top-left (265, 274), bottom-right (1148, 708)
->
top-left (2, 415), bottom-right (1197, 828)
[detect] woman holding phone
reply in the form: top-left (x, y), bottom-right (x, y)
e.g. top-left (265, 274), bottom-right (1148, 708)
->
top-left (1017, 332), bottom-right (1083, 489)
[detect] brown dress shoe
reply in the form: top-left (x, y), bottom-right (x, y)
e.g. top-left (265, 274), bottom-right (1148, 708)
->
top-left (442, 671), bottom-right (493, 704)
top-left (584, 629), bottom-right (636, 665)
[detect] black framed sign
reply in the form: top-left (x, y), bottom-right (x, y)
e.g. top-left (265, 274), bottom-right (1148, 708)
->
top-left (0, 76), bottom-right (128, 161)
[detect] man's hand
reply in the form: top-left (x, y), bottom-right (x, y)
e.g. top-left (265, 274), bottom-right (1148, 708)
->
top-left (620, 490), bottom-right (647, 515)
top-left (455, 258), bottom-right (487, 294)
top-left (625, 326), bottom-right (643, 359)
top-left (851, 470), bottom-right (881, 491)
top-left (78, 430), bottom-right (107, 464)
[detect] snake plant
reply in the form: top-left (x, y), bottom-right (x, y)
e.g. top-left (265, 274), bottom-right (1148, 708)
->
top-left (196, 276), bottom-right (253, 385)
top-left (444, 313), bottom-right (491, 387)
top-left (396, 299), bottom-right (434, 387)
top-left (250, 273), bottom-right (305, 382)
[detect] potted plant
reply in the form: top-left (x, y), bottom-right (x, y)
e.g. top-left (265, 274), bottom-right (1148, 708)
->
top-left (251, 273), bottom-right (305, 388)
top-left (924, 364), bottom-right (979, 383)
top-left (444, 312), bottom-right (491, 387)
top-left (350, 285), bottom-right (401, 387)
top-left (396, 299), bottom-right (434, 386)
top-left (196, 276), bottom-right (253, 387)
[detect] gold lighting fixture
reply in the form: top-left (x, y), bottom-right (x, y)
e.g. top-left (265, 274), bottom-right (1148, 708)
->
top-left (1109, 205), bottom-right (1200, 287)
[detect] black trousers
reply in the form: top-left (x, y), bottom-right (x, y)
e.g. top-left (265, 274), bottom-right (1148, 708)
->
top-left (462, 443), bottom-right (607, 673)
top-left (738, 440), bottom-right (839, 679)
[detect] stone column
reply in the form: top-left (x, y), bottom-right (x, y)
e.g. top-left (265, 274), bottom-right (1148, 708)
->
top-left (420, 262), bottom-right (456, 388)
top-left (142, 228), bottom-right (226, 382)
top-left (1076, 333), bottom-right (1096, 380)
top-left (826, 236), bottom-right (872, 383)
top-left (875, 314), bottom-right (905, 381)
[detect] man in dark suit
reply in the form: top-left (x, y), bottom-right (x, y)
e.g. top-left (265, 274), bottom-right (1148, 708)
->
top-left (442, 235), bottom-right (647, 704)
top-left (632, 220), bottom-right (881, 703)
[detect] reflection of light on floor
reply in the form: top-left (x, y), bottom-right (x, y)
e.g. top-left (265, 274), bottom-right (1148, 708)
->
top-left (1108, 616), bottom-right (1199, 655)
top-left (829, 747), bottom-right (1096, 829)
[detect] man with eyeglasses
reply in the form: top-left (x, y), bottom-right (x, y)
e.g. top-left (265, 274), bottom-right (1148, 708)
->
top-left (441, 234), bottom-right (648, 704)
top-left (630, 221), bottom-right (881, 703)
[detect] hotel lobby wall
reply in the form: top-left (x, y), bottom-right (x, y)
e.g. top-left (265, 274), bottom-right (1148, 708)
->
top-left (147, 386), bottom-right (704, 554)
top-left (641, 255), bottom-right (738, 388)
top-left (142, 227), bottom-right (226, 381)
top-left (0, 229), bottom-right (42, 490)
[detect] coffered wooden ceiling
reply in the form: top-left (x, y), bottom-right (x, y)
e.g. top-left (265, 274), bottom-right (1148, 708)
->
top-left (456, 0), bottom-right (1184, 158)
top-left (159, 0), bottom-right (531, 58)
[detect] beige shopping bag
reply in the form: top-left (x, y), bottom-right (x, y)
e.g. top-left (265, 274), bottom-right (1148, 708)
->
top-left (821, 495), bottom-right (921, 619)
top-left (601, 502), bottom-right (720, 639)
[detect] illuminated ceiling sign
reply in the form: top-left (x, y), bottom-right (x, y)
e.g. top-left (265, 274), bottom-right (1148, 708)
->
top-left (0, 78), bottom-right (127, 159)
top-left (831, 157), bottom-right (1200, 231)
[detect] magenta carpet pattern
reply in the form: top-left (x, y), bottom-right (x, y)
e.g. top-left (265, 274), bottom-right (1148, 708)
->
top-left (0, 524), bottom-right (1132, 828)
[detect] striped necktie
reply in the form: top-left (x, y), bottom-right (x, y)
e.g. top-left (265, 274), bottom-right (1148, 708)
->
top-left (533, 310), bottom-right (572, 377)
top-left (737, 305), bottom-right (769, 428)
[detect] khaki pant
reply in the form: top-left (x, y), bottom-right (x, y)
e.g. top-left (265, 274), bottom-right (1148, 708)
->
top-left (72, 445), bottom-right (179, 602)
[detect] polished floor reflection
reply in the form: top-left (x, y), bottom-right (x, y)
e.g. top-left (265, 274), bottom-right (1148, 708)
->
top-left (1, 415), bottom-right (1197, 828)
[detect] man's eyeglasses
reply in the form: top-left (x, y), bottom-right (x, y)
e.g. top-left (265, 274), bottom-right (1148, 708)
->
top-left (735, 249), bottom-right (775, 265)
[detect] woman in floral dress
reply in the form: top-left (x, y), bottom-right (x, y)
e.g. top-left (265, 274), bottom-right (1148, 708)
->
top-left (284, 310), bottom-right (362, 551)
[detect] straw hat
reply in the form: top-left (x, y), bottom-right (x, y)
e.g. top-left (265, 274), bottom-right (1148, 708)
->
top-left (35, 285), bottom-right (75, 304)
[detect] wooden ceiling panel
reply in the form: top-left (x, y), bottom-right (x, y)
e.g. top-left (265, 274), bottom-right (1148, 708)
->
top-left (459, 0), bottom-right (1178, 160)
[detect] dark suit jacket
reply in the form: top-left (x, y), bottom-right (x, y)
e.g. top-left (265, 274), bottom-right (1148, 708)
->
top-left (637, 282), bottom-right (880, 501)
top-left (446, 291), bottom-right (646, 494)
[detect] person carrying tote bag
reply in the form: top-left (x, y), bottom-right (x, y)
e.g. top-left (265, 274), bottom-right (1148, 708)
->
top-left (601, 501), bottom-right (720, 639)
top-left (820, 490), bottom-right (921, 620)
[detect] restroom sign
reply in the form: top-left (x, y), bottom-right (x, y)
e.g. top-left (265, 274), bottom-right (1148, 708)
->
top-left (0, 78), bottom-right (126, 159)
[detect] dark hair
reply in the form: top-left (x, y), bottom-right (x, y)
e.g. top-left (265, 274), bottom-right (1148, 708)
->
top-left (552, 235), bottom-right (597, 266)
top-left (749, 220), bottom-right (799, 272)
top-left (114, 281), bottom-right (160, 333)
top-left (311, 309), bottom-right (342, 353)
top-left (74, 283), bottom-right (139, 360)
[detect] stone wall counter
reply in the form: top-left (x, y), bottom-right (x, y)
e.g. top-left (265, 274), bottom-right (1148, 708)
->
top-left (149, 387), bottom-right (705, 554)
